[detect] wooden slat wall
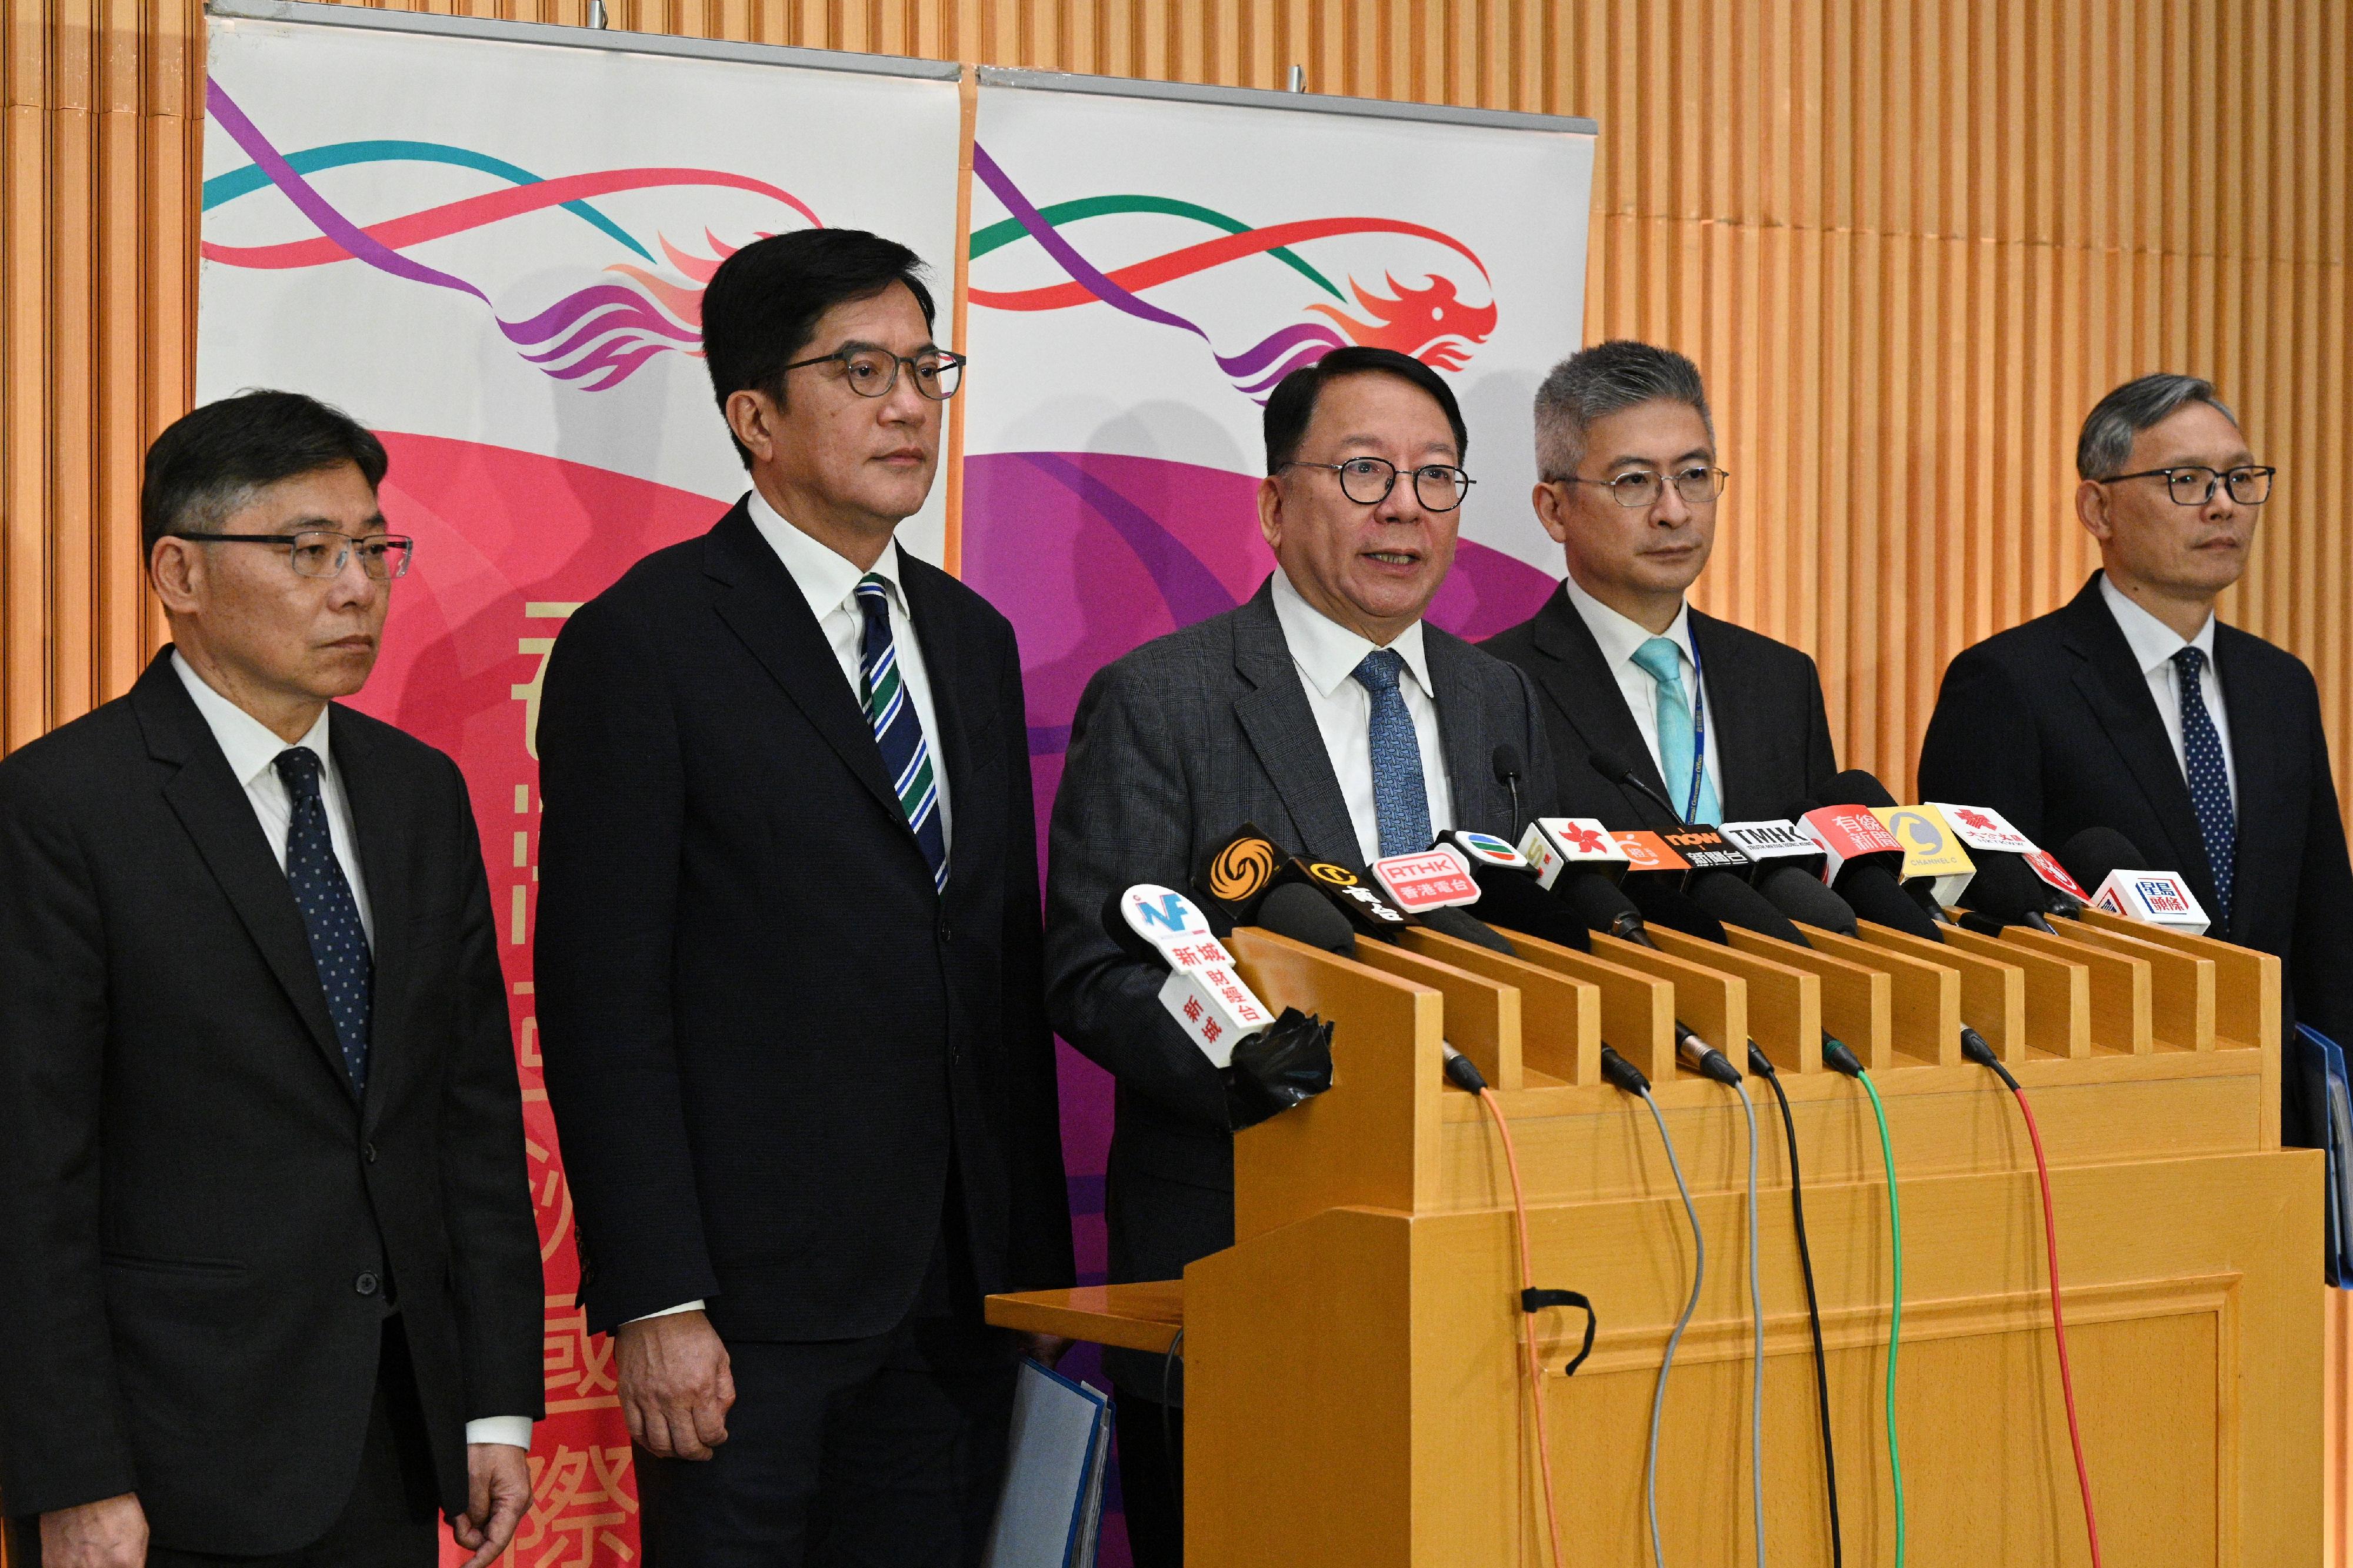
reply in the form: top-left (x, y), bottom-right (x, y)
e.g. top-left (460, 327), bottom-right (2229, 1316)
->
top-left (0, 3), bottom-right (2345, 1553)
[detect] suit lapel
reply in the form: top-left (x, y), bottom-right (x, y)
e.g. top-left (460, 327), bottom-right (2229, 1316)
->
top-left (1527, 586), bottom-right (1674, 819)
top-left (1422, 629), bottom-right (1494, 831)
top-left (1229, 581), bottom-right (1362, 865)
top-left (1688, 609), bottom-right (1758, 816)
top-left (132, 656), bottom-right (352, 1095)
top-left (704, 503), bottom-right (904, 829)
top-left (2057, 576), bottom-right (2217, 900)
top-left (902, 561), bottom-right (984, 882)
top-left (2213, 624), bottom-right (2269, 939)
top-left (333, 710), bottom-right (412, 1123)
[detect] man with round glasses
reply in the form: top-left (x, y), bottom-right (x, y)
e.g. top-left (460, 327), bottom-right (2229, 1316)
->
top-left (0, 389), bottom-right (543, 1567)
top-left (1485, 339), bottom-right (1839, 828)
top-left (1044, 345), bottom-right (1554, 1565)
top-left (1921, 372), bottom-right (2353, 1132)
top-left (532, 228), bottom-right (1072, 1563)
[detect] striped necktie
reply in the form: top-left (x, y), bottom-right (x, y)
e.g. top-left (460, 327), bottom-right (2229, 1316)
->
top-left (855, 573), bottom-right (948, 891)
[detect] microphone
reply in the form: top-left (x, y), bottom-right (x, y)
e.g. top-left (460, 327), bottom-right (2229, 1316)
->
top-left (1194, 822), bottom-right (1286, 928)
top-left (1926, 802), bottom-right (2088, 929)
top-left (1588, 745), bottom-right (1688, 828)
top-left (1792, 778), bottom-right (1946, 945)
top-left (1425, 831), bottom-right (1592, 951)
top-left (1743, 862), bottom-right (1861, 937)
top-left (2058, 827), bottom-right (2212, 937)
top-left (1368, 846), bottom-right (1518, 955)
top-left (1802, 772), bottom-right (1964, 931)
top-left (1492, 744), bottom-right (1527, 827)
top-left (1105, 883), bottom-right (1278, 1067)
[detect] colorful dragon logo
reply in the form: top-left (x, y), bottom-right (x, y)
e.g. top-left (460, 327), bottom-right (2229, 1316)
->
top-left (966, 143), bottom-right (1497, 401)
top-left (201, 79), bottom-right (809, 391)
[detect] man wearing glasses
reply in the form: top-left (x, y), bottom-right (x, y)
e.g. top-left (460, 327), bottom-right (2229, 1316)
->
top-left (0, 391), bottom-right (542, 1566)
top-left (1920, 373), bottom-right (2353, 1117)
top-left (532, 228), bottom-right (1072, 1563)
top-left (1485, 340), bottom-right (1838, 828)
top-left (1045, 345), bottom-right (1554, 1566)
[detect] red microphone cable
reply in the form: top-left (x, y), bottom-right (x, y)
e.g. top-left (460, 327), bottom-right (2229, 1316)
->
top-left (1962, 1039), bottom-right (2104, 1567)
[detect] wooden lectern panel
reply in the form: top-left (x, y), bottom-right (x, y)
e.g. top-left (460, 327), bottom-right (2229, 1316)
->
top-left (1646, 926), bottom-right (1822, 1075)
top-left (2049, 919), bottom-right (2218, 1050)
top-left (1401, 928), bottom-right (1602, 1087)
top-left (1852, 919), bottom-right (2029, 1062)
top-left (1942, 922), bottom-right (2095, 1057)
top-left (1349, 939), bottom-right (1524, 1090)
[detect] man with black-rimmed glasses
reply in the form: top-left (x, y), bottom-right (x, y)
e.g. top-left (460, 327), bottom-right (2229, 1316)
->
top-left (1921, 372), bottom-right (2353, 1132)
top-left (0, 389), bottom-right (542, 1567)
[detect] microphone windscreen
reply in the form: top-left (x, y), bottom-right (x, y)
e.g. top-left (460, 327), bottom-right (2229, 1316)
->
top-left (1422, 905), bottom-right (1518, 956)
top-left (1624, 879), bottom-right (1732, 944)
top-left (1100, 888), bottom-right (1159, 960)
top-left (1820, 769), bottom-right (1901, 810)
top-left (1755, 863), bottom-right (1861, 938)
top-left (1587, 746), bottom-right (1641, 786)
top-left (2058, 826), bottom-right (2148, 893)
top-left (1466, 866), bottom-right (1592, 950)
top-left (1491, 743), bottom-right (1526, 785)
top-left (1255, 882), bottom-right (1357, 956)
top-left (1556, 868), bottom-right (1645, 933)
top-left (1959, 852), bottom-right (2054, 924)
top-left (1684, 872), bottom-right (1808, 947)
top-left (1832, 864), bottom-right (1943, 941)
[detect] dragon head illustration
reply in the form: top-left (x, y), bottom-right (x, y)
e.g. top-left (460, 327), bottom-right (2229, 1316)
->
top-left (1307, 273), bottom-right (1498, 371)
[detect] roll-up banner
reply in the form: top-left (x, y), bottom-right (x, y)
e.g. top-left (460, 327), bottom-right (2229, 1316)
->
top-left (199, 6), bottom-right (961, 1556)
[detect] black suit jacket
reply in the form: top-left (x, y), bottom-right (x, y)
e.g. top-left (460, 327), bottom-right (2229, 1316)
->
top-left (1918, 572), bottom-right (2353, 1120)
top-left (0, 653), bottom-right (542, 1551)
top-left (533, 500), bottom-right (1072, 1342)
top-left (1482, 582), bottom-right (1839, 828)
top-left (1044, 577), bottom-right (1555, 1390)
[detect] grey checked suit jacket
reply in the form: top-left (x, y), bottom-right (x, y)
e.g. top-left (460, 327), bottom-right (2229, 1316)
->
top-left (1044, 575), bottom-right (1555, 1392)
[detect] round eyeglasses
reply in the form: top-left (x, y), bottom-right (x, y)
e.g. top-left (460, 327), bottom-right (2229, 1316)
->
top-left (2105, 465), bottom-right (2275, 506)
top-left (781, 346), bottom-right (966, 401)
top-left (1557, 465), bottom-right (1731, 508)
top-left (1277, 456), bottom-right (1475, 512)
top-left (166, 529), bottom-right (415, 580)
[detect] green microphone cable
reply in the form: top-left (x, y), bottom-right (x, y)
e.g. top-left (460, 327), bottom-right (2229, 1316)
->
top-left (1855, 1069), bottom-right (1907, 1568)
top-left (1731, 1078), bottom-right (1767, 1568)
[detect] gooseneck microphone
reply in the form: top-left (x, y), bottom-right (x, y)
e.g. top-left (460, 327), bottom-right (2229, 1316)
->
top-left (1492, 744), bottom-right (1527, 828)
top-left (1589, 745), bottom-right (1689, 829)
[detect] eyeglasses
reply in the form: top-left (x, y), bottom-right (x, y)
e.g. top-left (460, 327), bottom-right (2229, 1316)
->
top-left (781, 346), bottom-right (966, 401)
top-left (1277, 456), bottom-right (1476, 512)
top-left (1556, 465), bottom-right (1730, 508)
top-left (2105, 465), bottom-right (2275, 506)
top-left (167, 529), bottom-right (415, 580)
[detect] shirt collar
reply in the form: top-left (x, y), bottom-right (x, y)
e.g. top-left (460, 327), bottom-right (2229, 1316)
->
top-left (745, 486), bottom-right (906, 621)
top-left (1561, 571), bottom-right (1696, 673)
top-left (171, 649), bottom-right (334, 789)
top-left (2098, 571), bottom-right (2218, 676)
top-left (1268, 566), bottom-right (1435, 700)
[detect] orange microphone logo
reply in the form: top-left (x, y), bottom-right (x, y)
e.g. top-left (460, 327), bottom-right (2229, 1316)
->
top-left (1207, 835), bottom-right (1278, 904)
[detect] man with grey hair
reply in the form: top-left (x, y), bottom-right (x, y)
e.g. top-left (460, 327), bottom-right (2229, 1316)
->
top-left (1484, 339), bottom-right (1837, 826)
top-left (1920, 372), bottom-right (2353, 1131)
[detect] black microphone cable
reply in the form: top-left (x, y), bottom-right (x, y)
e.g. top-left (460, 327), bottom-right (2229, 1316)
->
top-left (1748, 1045), bottom-right (1844, 1568)
top-left (1602, 1047), bottom-right (1708, 1568)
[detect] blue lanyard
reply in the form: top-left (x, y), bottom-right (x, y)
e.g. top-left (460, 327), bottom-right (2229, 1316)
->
top-left (1680, 633), bottom-right (1709, 824)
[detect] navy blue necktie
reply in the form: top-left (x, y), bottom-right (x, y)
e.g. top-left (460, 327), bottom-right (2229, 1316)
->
top-left (2173, 646), bottom-right (2235, 926)
top-left (856, 574), bottom-right (948, 892)
top-left (275, 748), bottom-right (372, 1093)
top-left (1353, 648), bottom-right (1432, 859)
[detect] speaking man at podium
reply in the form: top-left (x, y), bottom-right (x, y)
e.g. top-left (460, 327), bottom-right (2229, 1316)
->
top-left (1483, 341), bottom-right (1838, 826)
top-left (1044, 346), bottom-right (1554, 1567)
top-left (1919, 372), bottom-right (2353, 1122)
top-left (534, 231), bottom-right (1073, 1564)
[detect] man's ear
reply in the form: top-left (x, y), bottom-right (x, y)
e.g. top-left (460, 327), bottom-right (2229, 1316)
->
top-left (2075, 478), bottom-right (2115, 545)
top-left (1256, 473), bottom-right (1285, 553)
top-left (1531, 481), bottom-right (1574, 545)
top-left (149, 537), bottom-right (203, 616)
top-left (724, 387), bottom-right (784, 467)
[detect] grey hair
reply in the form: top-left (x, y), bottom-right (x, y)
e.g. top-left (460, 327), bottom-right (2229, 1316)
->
top-left (2077, 373), bottom-right (2238, 480)
top-left (1533, 340), bottom-right (1714, 482)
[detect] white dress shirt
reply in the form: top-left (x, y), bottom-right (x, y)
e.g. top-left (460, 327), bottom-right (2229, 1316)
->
top-left (1269, 566), bottom-right (1455, 864)
top-left (632, 493), bottom-right (954, 1329)
top-left (172, 653), bottom-right (531, 1452)
top-left (2099, 573), bottom-right (2238, 809)
top-left (1559, 573), bottom-right (1724, 818)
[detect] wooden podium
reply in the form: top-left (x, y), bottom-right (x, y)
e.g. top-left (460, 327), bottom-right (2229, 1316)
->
top-left (992, 912), bottom-right (2327, 1566)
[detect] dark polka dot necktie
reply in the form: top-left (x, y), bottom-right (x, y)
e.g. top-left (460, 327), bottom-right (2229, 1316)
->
top-left (1353, 648), bottom-right (1432, 858)
top-left (2172, 646), bottom-right (2236, 926)
top-left (275, 747), bottom-right (373, 1093)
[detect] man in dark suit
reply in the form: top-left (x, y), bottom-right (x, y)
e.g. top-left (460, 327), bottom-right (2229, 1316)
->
top-left (533, 229), bottom-right (1072, 1564)
top-left (1483, 341), bottom-right (1837, 827)
top-left (1919, 372), bottom-right (2353, 1125)
top-left (1045, 346), bottom-right (1555, 1566)
top-left (0, 391), bottom-right (542, 1567)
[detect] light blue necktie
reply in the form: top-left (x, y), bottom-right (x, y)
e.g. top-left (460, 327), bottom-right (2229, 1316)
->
top-left (2173, 646), bottom-right (2234, 926)
top-left (1352, 648), bottom-right (1432, 858)
top-left (1632, 636), bottom-right (1721, 826)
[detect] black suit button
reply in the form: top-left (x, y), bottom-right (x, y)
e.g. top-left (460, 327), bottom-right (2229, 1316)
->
top-left (937, 915), bottom-right (953, 943)
top-left (364, 1142), bottom-right (378, 1165)
top-left (355, 1272), bottom-right (380, 1297)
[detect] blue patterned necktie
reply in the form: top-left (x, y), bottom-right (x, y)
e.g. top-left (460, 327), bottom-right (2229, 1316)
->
top-left (1632, 635), bottom-right (1721, 825)
top-left (2172, 646), bottom-right (2235, 925)
top-left (856, 573), bottom-right (948, 892)
top-left (274, 748), bottom-right (372, 1094)
top-left (1352, 648), bottom-right (1432, 858)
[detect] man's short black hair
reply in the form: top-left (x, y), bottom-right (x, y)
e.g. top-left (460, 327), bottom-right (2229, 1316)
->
top-left (1263, 346), bottom-right (1469, 474)
top-left (701, 228), bottom-right (939, 470)
top-left (142, 389), bottom-right (388, 555)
